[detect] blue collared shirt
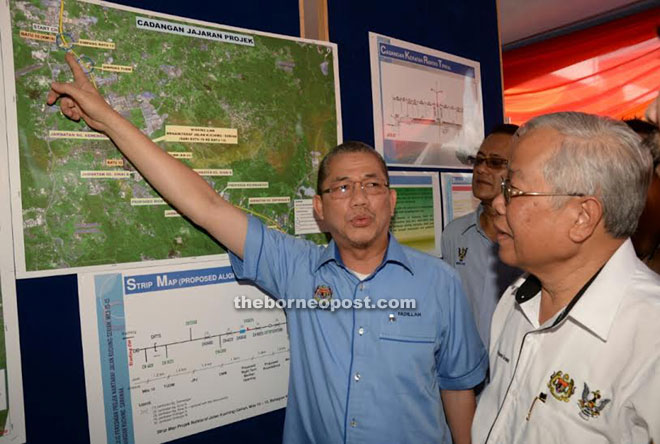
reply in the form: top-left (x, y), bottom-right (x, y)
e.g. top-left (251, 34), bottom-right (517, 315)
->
top-left (441, 205), bottom-right (522, 348)
top-left (230, 216), bottom-right (487, 444)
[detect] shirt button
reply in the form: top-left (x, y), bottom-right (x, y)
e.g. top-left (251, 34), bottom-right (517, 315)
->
top-left (354, 372), bottom-right (361, 382)
top-left (350, 419), bottom-right (357, 427)
top-left (388, 313), bottom-right (396, 322)
top-left (359, 283), bottom-right (364, 291)
top-left (358, 327), bottom-right (364, 336)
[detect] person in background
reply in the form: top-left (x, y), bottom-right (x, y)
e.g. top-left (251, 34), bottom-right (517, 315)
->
top-left (625, 119), bottom-right (660, 274)
top-left (472, 112), bottom-right (660, 443)
top-left (442, 124), bottom-right (521, 349)
top-left (48, 52), bottom-right (487, 444)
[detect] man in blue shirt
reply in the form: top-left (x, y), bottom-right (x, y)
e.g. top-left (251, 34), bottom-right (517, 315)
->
top-left (48, 53), bottom-right (487, 444)
top-left (442, 125), bottom-right (521, 349)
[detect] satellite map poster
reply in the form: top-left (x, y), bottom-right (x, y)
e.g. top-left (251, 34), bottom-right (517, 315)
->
top-left (1, 0), bottom-right (341, 278)
top-left (369, 32), bottom-right (484, 168)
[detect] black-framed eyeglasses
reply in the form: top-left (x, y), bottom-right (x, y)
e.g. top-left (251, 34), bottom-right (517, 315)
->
top-left (321, 180), bottom-right (389, 199)
top-left (467, 155), bottom-right (508, 170)
top-left (500, 177), bottom-right (585, 205)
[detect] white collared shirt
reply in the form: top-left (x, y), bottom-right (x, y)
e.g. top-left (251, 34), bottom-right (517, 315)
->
top-left (472, 240), bottom-right (660, 444)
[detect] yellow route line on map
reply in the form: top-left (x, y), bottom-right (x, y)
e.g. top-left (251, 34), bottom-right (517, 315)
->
top-left (58, 0), bottom-right (98, 88)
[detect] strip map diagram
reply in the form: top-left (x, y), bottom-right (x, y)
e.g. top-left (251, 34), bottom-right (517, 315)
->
top-left (79, 263), bottom-right (290, 444)
top-left (3, 0), bottom-right (339, 275)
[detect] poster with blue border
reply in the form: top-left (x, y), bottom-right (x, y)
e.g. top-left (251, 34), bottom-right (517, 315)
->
top-left (369, 32), bottom-right (484, 168)
top-left (79, 260), bottom-right (289, 444)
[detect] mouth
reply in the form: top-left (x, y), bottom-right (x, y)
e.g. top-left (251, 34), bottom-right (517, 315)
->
top-left (494, 222), bottom-right (512, 243)
top-left (349, 214), bottom-right (373, 228)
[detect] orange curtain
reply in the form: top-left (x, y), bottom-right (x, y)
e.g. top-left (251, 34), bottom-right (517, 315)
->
top-left (503, 8), bottom-right (660, 125)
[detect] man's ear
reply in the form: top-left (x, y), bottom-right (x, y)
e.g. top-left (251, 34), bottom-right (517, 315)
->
top-left (568, 197), bottom-right (603, 243)
top-left (313, 194), bottom-right (325, 222)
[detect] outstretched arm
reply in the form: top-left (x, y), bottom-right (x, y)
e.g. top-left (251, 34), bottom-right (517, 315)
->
top-left (47, 52), bottom-right (248, 258)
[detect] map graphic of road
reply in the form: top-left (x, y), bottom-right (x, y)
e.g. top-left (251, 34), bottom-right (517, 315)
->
top-left (3, 0), bottom-right (339, 275)
top-left (79, 262), bottom-right (290, 444)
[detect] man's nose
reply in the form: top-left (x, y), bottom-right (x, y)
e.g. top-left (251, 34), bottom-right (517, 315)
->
top-left (349, 182), bottom-right (368, 204)
top-left (493, 192), bottom-right (506, 215)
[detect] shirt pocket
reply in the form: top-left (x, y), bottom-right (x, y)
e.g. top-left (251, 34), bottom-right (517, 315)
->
top-left (377, 318), bottom-right (437, 394)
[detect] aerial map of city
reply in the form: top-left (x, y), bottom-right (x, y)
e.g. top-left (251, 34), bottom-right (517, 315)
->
top-left (5, 0), bottom-right (339, 274)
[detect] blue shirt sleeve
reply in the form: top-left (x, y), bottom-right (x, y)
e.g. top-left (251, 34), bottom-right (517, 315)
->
top-left (435, 270), bottom-right (488, 390)
top-left (228, 215), bottom-right (315, 300)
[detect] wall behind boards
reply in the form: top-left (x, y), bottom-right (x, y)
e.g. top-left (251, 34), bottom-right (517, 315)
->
top-left (15, 1), bottom-right (501, 443)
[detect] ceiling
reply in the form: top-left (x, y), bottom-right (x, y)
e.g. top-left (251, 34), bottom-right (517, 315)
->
top-left (498, 0), bottom-right (656, 48)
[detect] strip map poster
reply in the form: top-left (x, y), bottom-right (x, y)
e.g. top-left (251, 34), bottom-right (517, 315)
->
top-left (79, 261), bottom-right (289, 444)
top-left (1, 0), bottom-right (341, 277)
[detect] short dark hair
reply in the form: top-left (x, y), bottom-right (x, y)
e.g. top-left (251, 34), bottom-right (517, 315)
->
top-left (624, 118), bottom-right (659, 137)
top-left (316, 141), bottom-right (389, 194)
top-left (488, 123), bottom-right (519, 136)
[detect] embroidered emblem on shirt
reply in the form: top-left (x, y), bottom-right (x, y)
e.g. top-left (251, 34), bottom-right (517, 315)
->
top-left (548, 370), bottom-right (576, 402)
top-left (577, 383), bottom-right (610, 419)
top-left (313, 284), bottom-right (333, 309)
top-left (457, 247), bottom-right (468, 264)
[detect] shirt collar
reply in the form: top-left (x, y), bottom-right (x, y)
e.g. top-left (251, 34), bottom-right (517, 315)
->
top-left (314, 234), bottom-right (415, 275)
top-left (514, 239), bottom-right (638, 341)
top-left (461, 204), bottom-right (490, 242)
top-left (567, 239), bottom-right (639, 341)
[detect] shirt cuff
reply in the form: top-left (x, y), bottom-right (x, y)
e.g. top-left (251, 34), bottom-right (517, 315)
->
top-left (438, 350), bottom-right (489, 390)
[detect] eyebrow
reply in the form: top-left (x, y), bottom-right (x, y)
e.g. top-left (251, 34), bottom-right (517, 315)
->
top-left (330, 172), bottom-right (381, 182)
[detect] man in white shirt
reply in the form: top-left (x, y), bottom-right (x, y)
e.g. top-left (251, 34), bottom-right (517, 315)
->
top-left (472, 112), bottom-right (660, 444)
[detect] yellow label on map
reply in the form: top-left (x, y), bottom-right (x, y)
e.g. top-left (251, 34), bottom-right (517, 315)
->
top-left (81, 171), bottom-right (131, 179)
top-left (130, 198), bottom-right (166, 206)
top-left (193, 169), bottom-right (233, 176)
top-left (168, 152), bottom-right (193, 159)
top-left (227, 182), bottom-right (269, 189)
top-left (164, 210), bottom-right (182, 218)
top-left (20, 30), bottom-right (55, 42)
top-left (100, 63), bottom-right (133, 73)
top-left (105, 159), bottom-right (124, 167)
top-left (165, 125), bottom-right (238, 144)
top-left (50, 130), bottom-right (109, 140)
top-left (77, 39), bottom-right (116, 49)
top-left (248, 197), bottom-right (291, 204)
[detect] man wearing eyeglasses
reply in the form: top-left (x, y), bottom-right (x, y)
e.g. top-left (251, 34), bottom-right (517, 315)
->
top-left (441, 124), bottom-right (521, 349)
top-left (472, 112), bottom-right (660, 444)
top-left (48, 53), bottom-right (487, 444)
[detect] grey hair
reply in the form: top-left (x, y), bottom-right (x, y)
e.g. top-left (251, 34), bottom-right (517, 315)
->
top-left (517, 112), bottom-right (652, 238)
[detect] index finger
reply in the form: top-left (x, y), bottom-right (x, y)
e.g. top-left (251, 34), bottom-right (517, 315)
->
top-left (65, 52), bottom-right (89, 82)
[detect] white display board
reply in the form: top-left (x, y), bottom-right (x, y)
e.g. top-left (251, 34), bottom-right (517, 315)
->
top-left (370, 32), bottom-right (484, 168)
top-left (79, 260), bottom-right (289, 444)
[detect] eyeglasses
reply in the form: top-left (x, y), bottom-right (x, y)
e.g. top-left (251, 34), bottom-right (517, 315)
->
top-left (321, 180), bottom-right (389, 199)
top-left (500, 177), bottom-right (585, 205)
top-left (467, 155), bottom-right (508, 170)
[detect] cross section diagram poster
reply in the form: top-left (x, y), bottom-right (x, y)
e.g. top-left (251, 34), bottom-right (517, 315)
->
top-left (1, 0), bottom-right (341, 277)
top-left (369, 32), bottom-right (483, 168)
top-left (78, 260), bottom-right (289, 444)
